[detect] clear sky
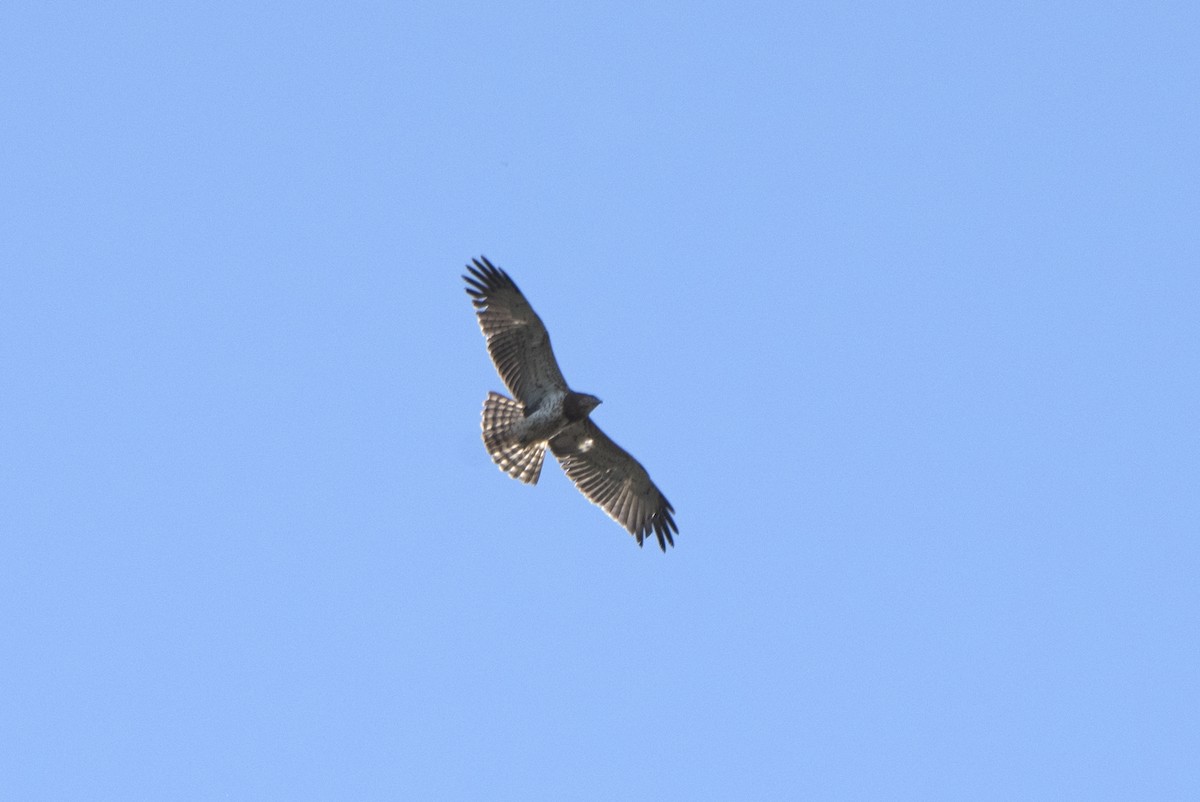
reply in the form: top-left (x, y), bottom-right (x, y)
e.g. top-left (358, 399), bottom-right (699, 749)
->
top-left (3, 1), bottom-right (1197, 799)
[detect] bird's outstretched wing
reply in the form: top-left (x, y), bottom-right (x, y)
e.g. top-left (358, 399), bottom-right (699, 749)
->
top-left (549, 419), bottom-right (677, 551)
top-left (463, 256), bottom-right (569, 408)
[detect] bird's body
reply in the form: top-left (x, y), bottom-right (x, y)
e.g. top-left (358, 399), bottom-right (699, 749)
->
top-left (512, 390), bottom-right (569, 446)
top-left (464, 256), bottom-right (678, 551)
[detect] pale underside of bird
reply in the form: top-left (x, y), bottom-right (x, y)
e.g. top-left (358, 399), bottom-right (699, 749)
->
top-left (463, 256), bottom-right (678, 551)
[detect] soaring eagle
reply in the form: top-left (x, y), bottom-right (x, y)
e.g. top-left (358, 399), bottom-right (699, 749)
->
top-left (464, 256), bottom-right (678, 551)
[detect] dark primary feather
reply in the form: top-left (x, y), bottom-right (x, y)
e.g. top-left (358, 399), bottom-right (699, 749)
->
top-left (549, 419), bottom-right (678, 551)
top-left (463, 257), bottom-right (568, 408)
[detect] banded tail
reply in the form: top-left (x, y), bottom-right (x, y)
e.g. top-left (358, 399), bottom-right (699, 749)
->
top-left (481, 391), bottom-right (546, 485)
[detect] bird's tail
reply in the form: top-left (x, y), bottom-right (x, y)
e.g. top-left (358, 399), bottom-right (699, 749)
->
top-left (481, 392), bottom-right (546, 485)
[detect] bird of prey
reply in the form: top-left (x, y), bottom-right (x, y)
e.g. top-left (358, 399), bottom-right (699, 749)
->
top-left (463, 256), bottom-right (678, 551)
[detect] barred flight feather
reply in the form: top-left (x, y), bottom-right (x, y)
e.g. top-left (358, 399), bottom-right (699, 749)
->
top-left (481, 392), bottom-right (545, 484)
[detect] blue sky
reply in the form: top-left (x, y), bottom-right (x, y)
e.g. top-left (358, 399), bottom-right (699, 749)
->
top-left (3, 1), bottom-right (1198, 798)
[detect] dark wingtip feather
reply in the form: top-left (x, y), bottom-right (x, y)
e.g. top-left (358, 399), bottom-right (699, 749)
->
top-left (650, 504), bottom-right (677, 552)
top-left (465, 255), bottom-right (520, 295)
top-left (463, 257), bottom-right (510, 302)
top-left (654, 517), bottom-right (673, 551)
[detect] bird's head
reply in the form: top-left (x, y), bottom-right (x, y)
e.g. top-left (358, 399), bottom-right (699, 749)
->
top-left (565, 391), bottom-right (602, 421)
